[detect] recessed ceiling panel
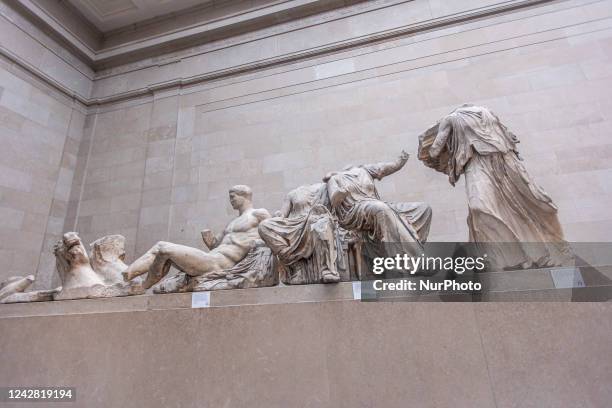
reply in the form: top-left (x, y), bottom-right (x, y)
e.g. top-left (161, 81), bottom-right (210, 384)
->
top-left (68, 0), bottom-right (212, 32)
top-left (82, 0), bottom-right (138, 18)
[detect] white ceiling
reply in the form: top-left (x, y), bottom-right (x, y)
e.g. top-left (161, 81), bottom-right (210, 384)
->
top-left (67, 0), bottom-right (214, 32)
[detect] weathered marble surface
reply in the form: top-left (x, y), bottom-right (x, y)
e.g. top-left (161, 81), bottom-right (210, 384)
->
top-left (0, 275), bottom-right (58, 304)
top-left (419, 104), bottom-right (571, 270)
top-left (324, 151), bottom-right (432, 254)
top-left (154, 245), bottom-right (278, 293)
top-left (53, 232), bottom-right (143, 301)
top-left (2, 233), bottom-right (143, 303)
top-left (125, 185), bottom-right (277, 292)
top-left (0, 275), bottom-right (34, 301)
top-left (90, 235), bottom-right (130, 285)
top-left (1, 289), bottom-right (58, 304)
top-left (259, 183), bottom-right (341, 284)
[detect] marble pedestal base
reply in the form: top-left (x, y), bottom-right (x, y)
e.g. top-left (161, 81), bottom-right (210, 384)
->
top-left (1, 278), bottom-right (611, 408)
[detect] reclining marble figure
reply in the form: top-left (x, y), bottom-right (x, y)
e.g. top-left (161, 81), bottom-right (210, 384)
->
top-left (0, 275), bottom-right (58, 303)
top-left (123, 185), bottom-right (277, 292)
top-left (53, 232), bottom-right (144, 300)
top-left (258, 183), bottom-right (342, 284)
top-left (323, 151), bottom-right (432, 254)
top-left (0, 275), bottom-right (35, 301)
top-left (418, 104), bottom-right (570, 269)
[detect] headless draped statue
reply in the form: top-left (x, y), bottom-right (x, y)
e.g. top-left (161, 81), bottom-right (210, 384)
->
top-left (258, 183), bottom-right (341, 284)
top-left (419, 104), bottom-right (570, 270)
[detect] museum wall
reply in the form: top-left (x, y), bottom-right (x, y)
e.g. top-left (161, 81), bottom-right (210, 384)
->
top-left (90, 0), bottom-right (521, 101)
top-left (69, 0), bottom-right (612, 270)
top-left (0, 0), bottom-right (93, 100)
top-left (0, 61), bottom-right (86, 288)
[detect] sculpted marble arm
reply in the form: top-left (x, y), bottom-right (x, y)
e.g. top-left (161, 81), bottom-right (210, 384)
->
top-left (275, 196), bottom-right (293, 218)
top-left (253, 208), bottom-right (272, 221)
top-left (323, 172), bottom-right (349, 209)
top-left (251, 208), bottom-right (272, 248)
top-left (201, 229), bottom-right (221, 250)
top-left (430, 118), bottom-right (451, 158)
top-left (365, 150), bottom-right (410, 180)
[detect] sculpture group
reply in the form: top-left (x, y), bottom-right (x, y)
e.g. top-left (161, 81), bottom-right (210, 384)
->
top-left (1, 104), bottom-right (570, 303)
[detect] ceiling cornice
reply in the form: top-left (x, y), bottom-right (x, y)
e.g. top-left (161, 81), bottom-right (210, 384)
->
top-left (11, 0), bottom-right (98, 61)
top-left (12, 0), bottom-right (370, 69)
top-left (2, 0), bottom-right (561, 109)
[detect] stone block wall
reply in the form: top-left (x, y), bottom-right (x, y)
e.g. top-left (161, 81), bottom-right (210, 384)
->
top-left (63, 94), bottom-right (181, 266)
top-left (0, 61), bottom-right (85, 287)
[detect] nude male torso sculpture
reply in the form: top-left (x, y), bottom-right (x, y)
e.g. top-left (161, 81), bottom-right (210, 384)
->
top-left (123, 185), bottom-right (270, 289)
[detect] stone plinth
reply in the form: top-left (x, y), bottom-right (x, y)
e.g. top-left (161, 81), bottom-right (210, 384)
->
top-left (1, 276), bottom-right (611, 408)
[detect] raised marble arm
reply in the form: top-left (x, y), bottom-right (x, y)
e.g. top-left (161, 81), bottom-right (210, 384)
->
top-left (430, 118), bottom-right (451, 158)
top-left (365, 150), bottom-right (410, 179)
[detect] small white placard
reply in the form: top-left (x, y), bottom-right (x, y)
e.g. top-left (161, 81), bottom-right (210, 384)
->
top-left (191, 292), bottom-right (210, 308)
top-left (550, 267), bottom-right (585, 289)
top-left (352, 281), bottom-right (361, 300)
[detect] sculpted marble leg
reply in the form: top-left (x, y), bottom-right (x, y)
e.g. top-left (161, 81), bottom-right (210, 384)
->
top-left (311, 216), bottom-right (340, 283)
top-left (123, 241), bottom-right (232, 289)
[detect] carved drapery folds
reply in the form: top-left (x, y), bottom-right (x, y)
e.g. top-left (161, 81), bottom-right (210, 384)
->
top-left (418, 104), bottom-right (570, 270)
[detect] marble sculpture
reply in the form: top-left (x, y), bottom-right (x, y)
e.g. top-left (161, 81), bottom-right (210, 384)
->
top-left (0, 275), bottom-right (57, 303)
top-left (258, 183), bottom-right (341, 284)
top-left (323, 151), bottom-right (432, 254)
top-left (123, 185), bottom-right (278, 292)
top-left (418, 104), bottom-right (570, 269)
top-left (53, 232), bottom-right (144, 300)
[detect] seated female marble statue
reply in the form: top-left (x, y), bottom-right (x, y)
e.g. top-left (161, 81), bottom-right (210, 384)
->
top-left (323, 151), bottom-right (432, 256)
